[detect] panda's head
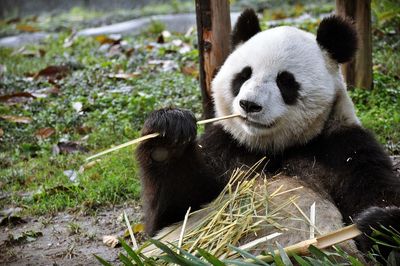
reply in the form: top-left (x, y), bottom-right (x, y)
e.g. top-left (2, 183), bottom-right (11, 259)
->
top-left (212, 9), bottom-right (360, 152)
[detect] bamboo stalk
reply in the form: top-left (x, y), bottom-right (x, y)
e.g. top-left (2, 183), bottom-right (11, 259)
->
top-left (86, 113), bottom-right (240, 161)
top-left (246, 224), bottom-right (362, 263)
top-left (124, 211), bottom-right (138, 250)
top-left (177, 207), bottom-right (191, 254)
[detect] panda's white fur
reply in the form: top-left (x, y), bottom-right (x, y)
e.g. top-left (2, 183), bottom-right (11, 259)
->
top-left (212, 26), bottom-right (359, 152)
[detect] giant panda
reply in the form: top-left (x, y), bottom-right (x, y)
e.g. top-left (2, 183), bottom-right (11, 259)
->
top-left (136, 9), bottom-right (400, 258)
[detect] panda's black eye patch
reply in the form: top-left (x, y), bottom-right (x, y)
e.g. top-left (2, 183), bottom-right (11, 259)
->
top-left (276, 71), bottom-right (300, 105)
top-left (231, 66), bottom-right (252, 96)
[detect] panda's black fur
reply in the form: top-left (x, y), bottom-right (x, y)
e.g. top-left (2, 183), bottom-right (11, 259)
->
top-left (136, 9), bottom-right (400, 257)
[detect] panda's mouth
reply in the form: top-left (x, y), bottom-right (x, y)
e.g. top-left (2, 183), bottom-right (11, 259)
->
top-left (240, 117), bottom-right (276, 129)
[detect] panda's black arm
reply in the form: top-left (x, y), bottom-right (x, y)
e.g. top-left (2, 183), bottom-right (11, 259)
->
top-left (318, 125), bottom-right (400, 220)
top-left (136, 140), bottom-right (223, 236)
top-left (135, 108), bottom-right (225, 236)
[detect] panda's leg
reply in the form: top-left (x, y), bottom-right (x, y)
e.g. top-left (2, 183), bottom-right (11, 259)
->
top-left (136, 108), bottom-right (223, 236)
top-left (319, 126), bottom-right (400, 256)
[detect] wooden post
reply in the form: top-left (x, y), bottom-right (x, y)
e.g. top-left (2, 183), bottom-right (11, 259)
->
top-left (336, 0), bottom-right (373, 90)
top-left (195, 0), bottom-right (231, 119)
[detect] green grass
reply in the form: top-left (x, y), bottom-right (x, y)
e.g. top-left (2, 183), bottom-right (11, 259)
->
top-left (0, 23), bottom-right (201, 215)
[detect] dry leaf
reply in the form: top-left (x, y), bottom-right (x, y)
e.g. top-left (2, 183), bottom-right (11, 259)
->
top-left (156, 34), bottom-right (165, 44)
top-left (181, 64), bottom-right (199, 78)
top-left (54, 141), bottom-right (88, 155)
top-left (0, 115), bottom-right (32, 124)
top-left (16, 24), bottom-right (40, 32)
top-left (95, 35), bottom-right (121, 45)
top-left (0, 128), bottom-right (3, 137)
top-left (34, 65), bottom-right (70, 80)
top-left (6, 17), bottom-right (21, 24)
top-left (35, 127), bottom-right (55, 139)
top-left (103, 235), bottom-right (119, 248)
top-left (78, 159), bottom-right (100, 174)
top-left (0, 207), bottom-right (25, 226)
top-left (124, 47), bottom-right (135, 57)
top-left (0, 92), bottom-right (35, 104)
top-left (133, 223), bottom-right (144, 233)
top-left (107, 72), bottom-right (141, 80)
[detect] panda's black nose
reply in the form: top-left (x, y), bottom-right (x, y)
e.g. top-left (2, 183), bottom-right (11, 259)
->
top-left (239, 100), bottom-right (262, 113)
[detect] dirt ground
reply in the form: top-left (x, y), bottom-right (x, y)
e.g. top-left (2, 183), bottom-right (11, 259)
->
top-left (0, 203), bottom-right (142, 266)
top-left (1, 156), bottom-right (399, 266)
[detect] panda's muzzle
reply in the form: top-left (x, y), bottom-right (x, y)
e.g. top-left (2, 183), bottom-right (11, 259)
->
top-left (239, 100), bottom-right (262, 113)
top-left (239, 116), bottom-right (277, 129)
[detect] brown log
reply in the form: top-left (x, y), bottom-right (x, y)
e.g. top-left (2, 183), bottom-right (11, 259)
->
top-left (336, 0), bottom-right (373, 90)
top-left (195, 0), bottom-right (231, 118)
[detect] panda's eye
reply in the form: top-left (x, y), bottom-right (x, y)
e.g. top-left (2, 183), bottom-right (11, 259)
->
top-left (231, 66), bottom-right (252, 96)
top-left (276, 71), bottom-right (300, 105)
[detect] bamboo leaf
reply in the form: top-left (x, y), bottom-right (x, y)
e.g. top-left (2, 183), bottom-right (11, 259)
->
top-left (119, 238), bottom-right (144, 266)
top-left (292, 254), bottom-right (311, 266)
top-left (228, 245), bottom-right (269, 265)
top-left (119, 253), bottom-right (135, 266)
top-left (308, 245), bottom-right (330, 261)
top-left (276, 243), bottom-right (293, 266)
top-left (149, 239), bottom-right (193, 265)
top-left (223, 259), bottom-right (264, 266)
top-left (197, 248), bottom-right (226, 266)
top-left (175, 247), bottom-right (209, 266)
top-left (94, 254), bottom-right (113, 266)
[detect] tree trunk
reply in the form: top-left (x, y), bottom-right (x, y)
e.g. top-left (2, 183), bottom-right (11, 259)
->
top-left (195, 0), bottom-right (231, 119)
top-left (336, 0), bottom-right (372, 90)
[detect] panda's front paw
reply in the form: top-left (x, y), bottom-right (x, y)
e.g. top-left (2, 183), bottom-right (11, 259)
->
top-left (355, 206), bottom-right (400, 259)
top-left (142, 107), bottom-right (197, 147)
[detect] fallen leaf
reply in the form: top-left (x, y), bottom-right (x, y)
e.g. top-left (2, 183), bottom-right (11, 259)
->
top-left (34, 65), bottom-right (70, 80)
top-left (7, 230), bottom-right (42, 245)
top-left (0, 128), bottom-right (3, 137)
top-left (133, 223), bottom-right (144, 233)
top-left (76, 125), bottom-right (92, 135)
top-left (0, 207), bottom-right (25, 226)
top-left (35, 127), bottom-right (55, 139)
top-left (107, 72), bottom-right (141, 80)
top-left (53, 141), bottom-right (88, 155)
top-left (6, 17), bottom-right (21, 24)
top-left (16, 24), bottom-right (40, 32)
top-left (78, 159), bottom-right (100, 174)
top-left (156, 34), bottom-right (165, 44)
top-left (0, 115), bottom-right (32, 124)
top-left (181, 64), bottom-right (199, 78)
top-left (124, 47), bottom-right (135, 57)
top-left (103, 235), bottom-right (119, 248)
top-left (95, 34), bottom-right (121, 45)
top-left (0, 92), bottom-right (35, 104)
top-left (271, 10), bottom-right (287, 20)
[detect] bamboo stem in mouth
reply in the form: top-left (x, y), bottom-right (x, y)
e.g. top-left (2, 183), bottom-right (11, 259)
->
top-left (86, 114), bottom-right (240, 161)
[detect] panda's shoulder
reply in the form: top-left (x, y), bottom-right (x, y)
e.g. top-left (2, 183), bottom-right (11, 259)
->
top-left (313, 125), bottom-right (393, 175)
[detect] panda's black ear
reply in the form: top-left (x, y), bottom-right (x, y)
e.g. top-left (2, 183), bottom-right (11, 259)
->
top-left (231, 9), bottom-right (261, 50)
top-left (316, 15), bottom-right (358, 63)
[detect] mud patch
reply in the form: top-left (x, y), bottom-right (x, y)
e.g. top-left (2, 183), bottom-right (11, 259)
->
top-left (0, 203), bottom-right (142, 266)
